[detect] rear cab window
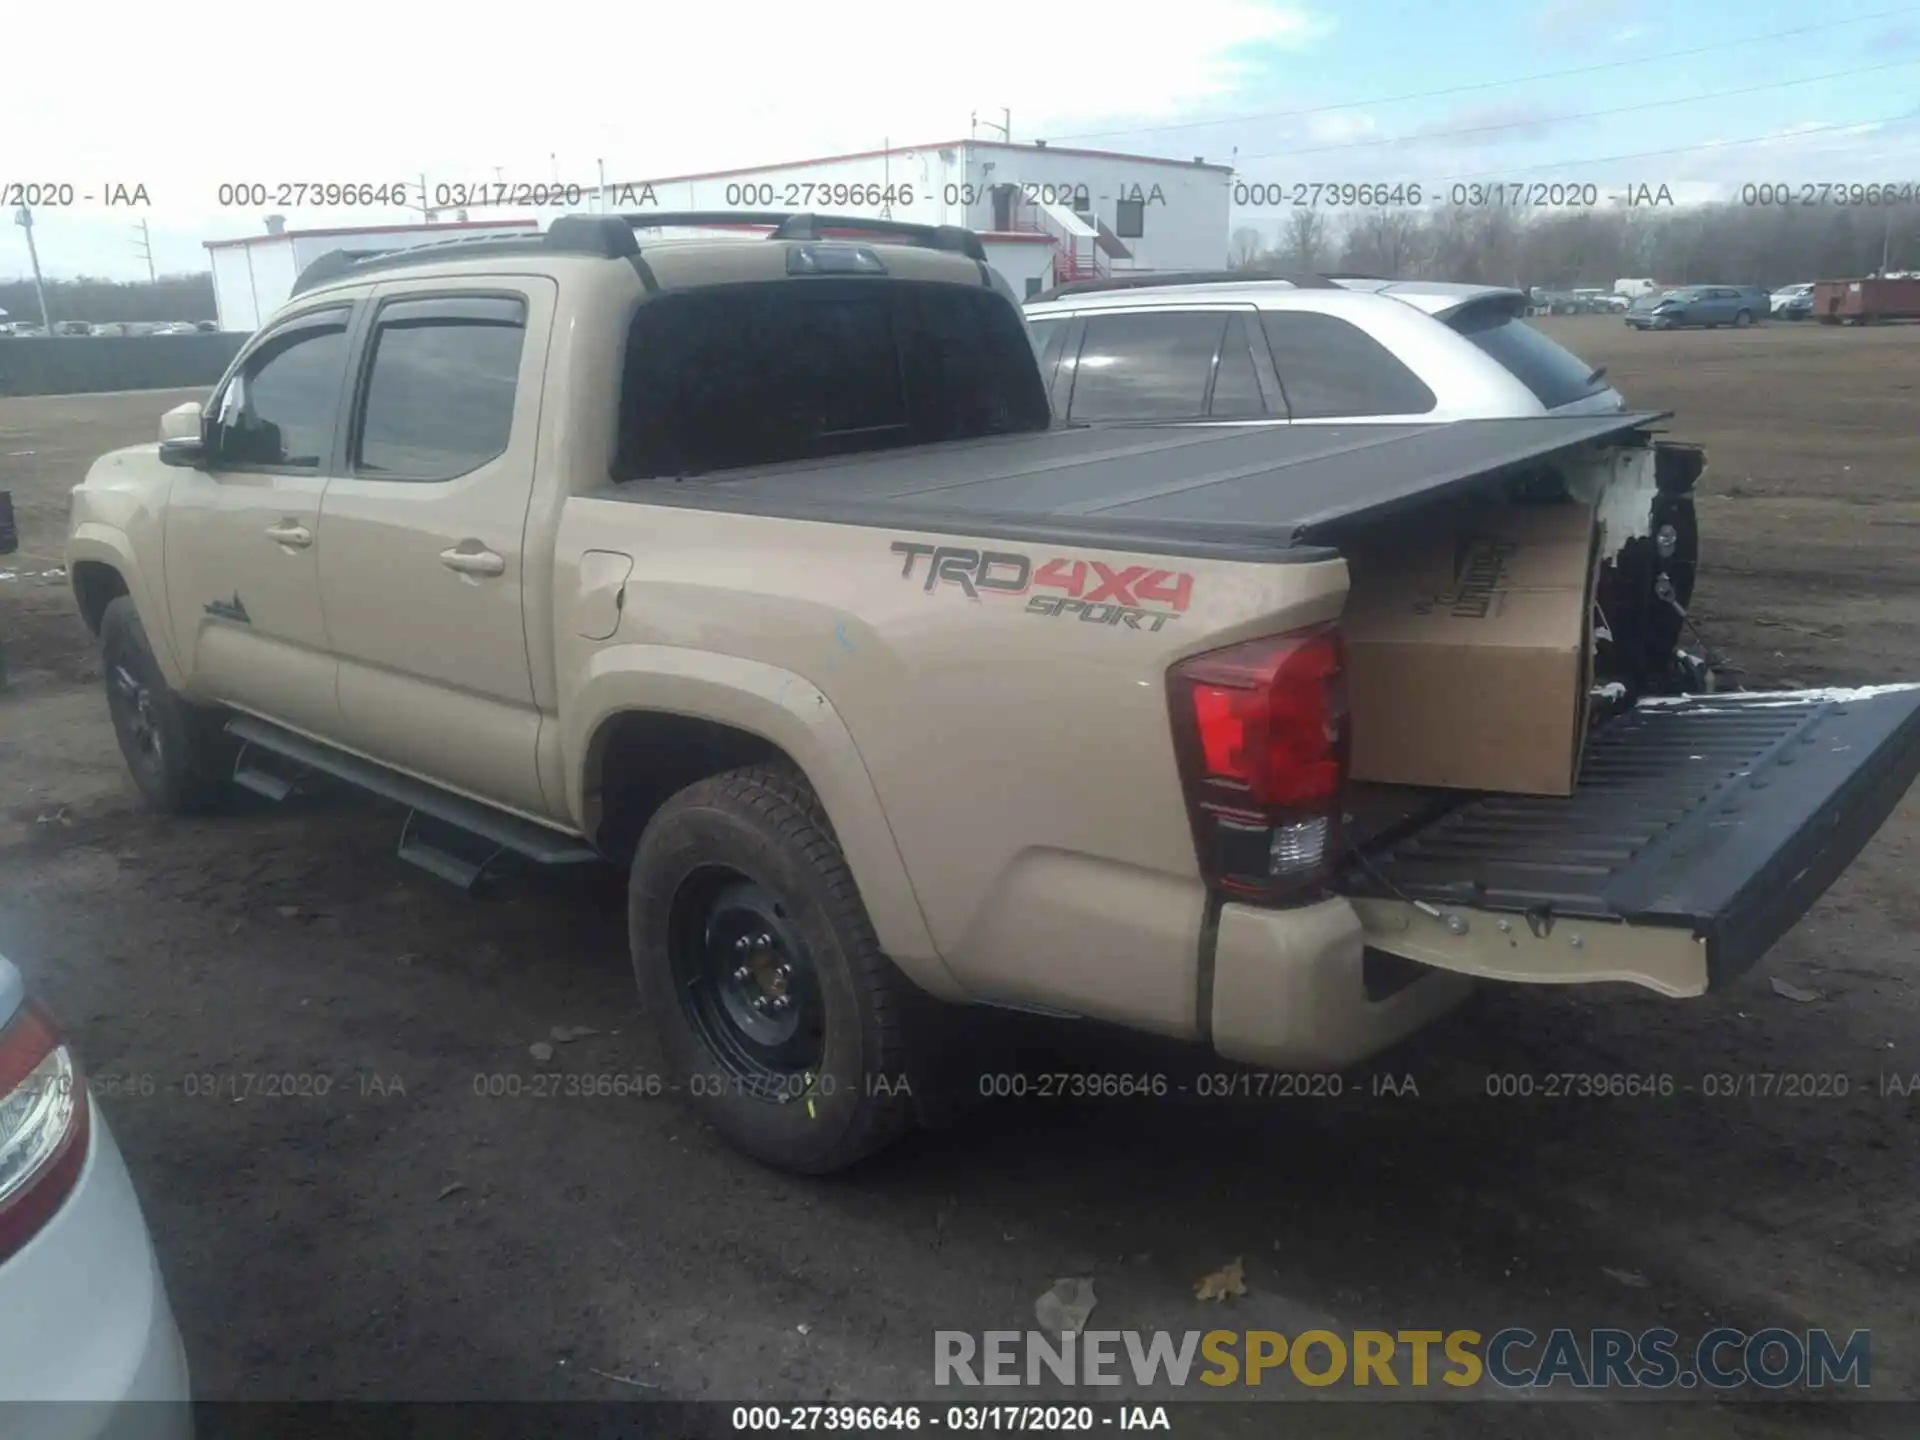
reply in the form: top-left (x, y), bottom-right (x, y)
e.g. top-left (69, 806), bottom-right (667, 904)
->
top-left (1445, 300), bottom-right (1611, 410)
top-left (614, 279), bottom-right (1050, 479)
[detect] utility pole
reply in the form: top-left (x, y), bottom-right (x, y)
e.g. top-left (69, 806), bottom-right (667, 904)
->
top-left (1881, 202), bottom-right (1895, 276)
top-left (133, 218), bottom-right (156, 283)
top-left (598, 158), bottom-right (607, 213)
top-left (12, 207), bottom-right (53, 332)
top-left (971, 109), bottom-right (1011, 142)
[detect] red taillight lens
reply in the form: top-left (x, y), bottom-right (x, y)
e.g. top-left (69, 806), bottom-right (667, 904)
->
top-left (0, 999), bottom-right (90, 1262)
top-left (1167, 626), bottom-right (1349, 901)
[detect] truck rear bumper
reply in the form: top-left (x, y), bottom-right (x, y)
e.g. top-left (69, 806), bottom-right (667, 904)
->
top-left (1209, 896), bottom-right (1474, 1070)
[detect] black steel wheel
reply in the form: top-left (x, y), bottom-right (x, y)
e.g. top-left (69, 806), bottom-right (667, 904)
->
top-left (629, 764), bottom-right (917, 1173)
top-left (668, 871), bottom-right (828, 1097)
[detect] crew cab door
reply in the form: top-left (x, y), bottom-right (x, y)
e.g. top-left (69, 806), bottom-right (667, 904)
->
top-left (161, 300), bottom-right (359, 730)
top-left (314, 277), bottom-right (557, 818)
top-left (1341, 689), bottom-right (1920, 995)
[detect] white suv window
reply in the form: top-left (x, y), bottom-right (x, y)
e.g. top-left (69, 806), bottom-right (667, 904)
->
top-left (1260, 311), bottom-right (1437, 418)
top-left (1068, 311), bottom-right (1224, 421)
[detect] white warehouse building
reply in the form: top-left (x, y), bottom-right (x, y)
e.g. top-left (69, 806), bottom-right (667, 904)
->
top-left (602, 139), bottom-right (1233, 297)
top-left (204, 218), bottom-right (541, 331)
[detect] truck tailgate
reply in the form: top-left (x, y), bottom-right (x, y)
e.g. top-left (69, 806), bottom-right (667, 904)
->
top-left (1341, 686), bottom-right (1920, 995)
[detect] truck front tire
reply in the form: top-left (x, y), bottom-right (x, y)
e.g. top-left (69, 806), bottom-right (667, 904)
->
top-left (99, 597), bottom-right (235, 814)
top-left (628, 764), bottom-right (916, 1174)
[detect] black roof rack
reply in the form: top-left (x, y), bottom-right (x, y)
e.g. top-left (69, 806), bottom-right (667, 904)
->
top-left (289, 210), bottom-right (990, 297)
top-left (620, 211), bottom-right (988, 262)
top-left (1027, 269), bottom-right (1341, 304)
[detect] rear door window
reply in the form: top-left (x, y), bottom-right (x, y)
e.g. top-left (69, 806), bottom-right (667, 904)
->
top-left (1260, 311), bottom-right (1436, 418)
top-left (1208, 315), bottom-right (1268, 418)
top-left (354, 296), bottom-right (528, 480)
top-left (1446, 302), bottom-right (1608, 410)
top-left (1066, 311), bottom-right (1226, 422)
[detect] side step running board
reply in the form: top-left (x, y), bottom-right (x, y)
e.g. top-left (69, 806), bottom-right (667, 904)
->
top-left (226, 715), bottom-right (601, 891)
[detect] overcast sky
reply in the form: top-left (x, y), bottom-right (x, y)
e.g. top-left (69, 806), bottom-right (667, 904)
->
top-left (5, 0), bottom-right (1918, 281)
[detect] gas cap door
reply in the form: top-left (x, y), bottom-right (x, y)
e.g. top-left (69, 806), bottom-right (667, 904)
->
top-left (574, 550), bottom-right (634, 641)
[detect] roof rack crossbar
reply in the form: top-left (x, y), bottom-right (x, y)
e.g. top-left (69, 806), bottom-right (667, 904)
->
top-left (288, 208), bottom-right (991, 298)
top-left (620, 210), bottom-right (988, 262)
top-left (1028, 269), bottom-right (1342, 303)
top-left (289, 216), bottom-right (644, 296)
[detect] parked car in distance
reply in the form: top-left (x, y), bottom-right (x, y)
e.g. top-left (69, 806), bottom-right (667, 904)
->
top-left (1770, 283), bottom-right (1816, 319)
top-left (1625, 285), bottom-right (1763, 330)
top-left (1570, 288), bottom-right (1621, 314)
top-left (0, 953), bottom-right (193, 1436)
top-left (1614, 277), bottom-right (1660, 300)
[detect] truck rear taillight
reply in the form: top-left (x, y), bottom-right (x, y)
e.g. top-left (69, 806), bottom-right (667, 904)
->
top-left (1166, 626), bottom-right (1349, 903)
top-left (0, 999), bottom-right (89, 1262)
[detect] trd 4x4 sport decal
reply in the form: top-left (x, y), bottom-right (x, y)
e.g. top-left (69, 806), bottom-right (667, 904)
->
top-left (890, 541), bottom-right (1194, 632)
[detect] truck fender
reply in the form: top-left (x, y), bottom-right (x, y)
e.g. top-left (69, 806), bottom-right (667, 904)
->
top-left (565, 645), bottom-right (961, 1001)
top-left (67, 523), bottom-right (186, 689)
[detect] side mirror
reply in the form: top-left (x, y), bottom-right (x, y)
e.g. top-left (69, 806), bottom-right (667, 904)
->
top-left (158, 436), bottom-right (207, 469)
top-left (159, 401), bottom-right (203, 442)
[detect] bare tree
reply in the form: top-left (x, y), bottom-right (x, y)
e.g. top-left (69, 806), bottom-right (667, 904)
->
top-left (1278, 209), bottom-right (1329, 272)
top-left (1339, 208), bottom-right (1429, 277)
top-left (1230, 226), bottom-right (1267, 268)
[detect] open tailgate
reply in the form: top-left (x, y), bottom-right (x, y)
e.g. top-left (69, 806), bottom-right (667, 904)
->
top-left (1341, 686), bottom-right (1920, 996)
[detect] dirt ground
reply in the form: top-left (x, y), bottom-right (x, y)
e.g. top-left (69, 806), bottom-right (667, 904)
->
top-left (1, 321), bottom-right (1917, 1436)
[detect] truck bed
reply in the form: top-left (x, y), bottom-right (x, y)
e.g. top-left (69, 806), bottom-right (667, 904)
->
top-left (606, 412), bottom-right (1668, 560)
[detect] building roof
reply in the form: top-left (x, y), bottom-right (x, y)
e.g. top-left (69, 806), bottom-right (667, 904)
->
top-left (613, 138), bottom-right (1233, 189)
top-left (204, 218), bottom-right (540, 250)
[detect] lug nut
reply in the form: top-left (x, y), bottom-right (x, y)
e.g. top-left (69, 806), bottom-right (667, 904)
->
top-left (733, 965), bottom-right (751, 982)
top-left (770, 996), bottom-right (791, 1013)
top-left (752, 995), bottom-right (770, 1011)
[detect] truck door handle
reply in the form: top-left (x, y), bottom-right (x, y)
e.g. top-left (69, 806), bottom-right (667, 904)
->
top-left (265, 522), bottom-right (312, 549)
top-left (439, 544), bottom-right (505, 578)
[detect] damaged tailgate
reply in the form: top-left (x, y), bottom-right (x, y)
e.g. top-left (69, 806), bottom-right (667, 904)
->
top-left (1341, 686), bottom-right (1920, 996)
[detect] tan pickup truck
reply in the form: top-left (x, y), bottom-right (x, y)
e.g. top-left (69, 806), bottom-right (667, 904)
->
top-left (65, 213), bottom-right (1920, 1173)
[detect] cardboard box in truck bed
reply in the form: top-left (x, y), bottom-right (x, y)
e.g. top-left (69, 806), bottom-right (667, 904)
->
top-left (1341, 498), bottom-right (1600, 796)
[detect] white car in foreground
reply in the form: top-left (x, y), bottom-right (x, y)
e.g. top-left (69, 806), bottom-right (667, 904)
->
top-left (0, 956), bottom-right (192, 1439)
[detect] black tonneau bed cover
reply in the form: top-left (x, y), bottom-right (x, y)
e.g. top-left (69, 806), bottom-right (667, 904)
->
top-left (612, 412), bottom-right (1668, 560)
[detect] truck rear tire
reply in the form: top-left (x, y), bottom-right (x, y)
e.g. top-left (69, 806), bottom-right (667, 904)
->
top-left (628, 764), bottom-right (915, 1174)
top-left (99, 597), bottom-right (236, 814)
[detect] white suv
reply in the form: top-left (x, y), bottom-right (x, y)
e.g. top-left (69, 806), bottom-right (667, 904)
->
top-left (1023, 274), bottom-right (1627, 426)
